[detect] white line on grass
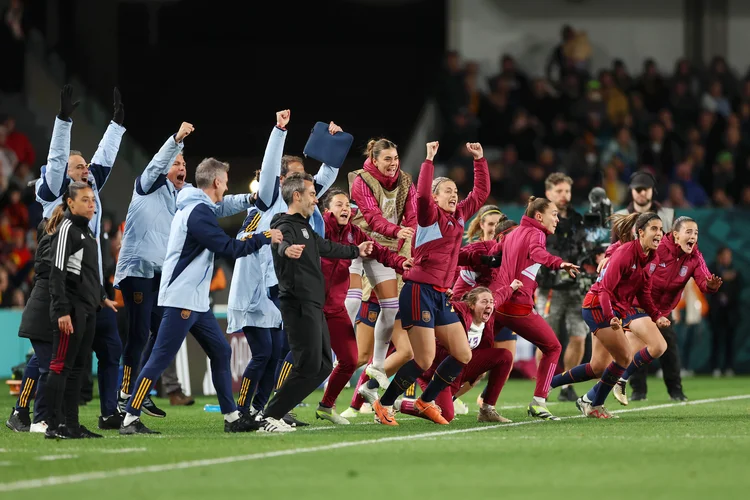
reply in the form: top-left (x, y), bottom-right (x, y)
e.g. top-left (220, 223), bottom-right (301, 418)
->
top-left (1, 394), bottom-right (748, 492)
top-left (35, 455), bottom-right (78, 461)
top-left (0, 462), bottom-right (11, 467)
top-left (98, 448), bottom-right (147, 454)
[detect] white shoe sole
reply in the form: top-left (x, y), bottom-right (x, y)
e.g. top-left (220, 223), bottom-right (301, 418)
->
top-left (613, 384), bottom-right (629, 406)
top-left (357, 383), bottom-right (379, 405)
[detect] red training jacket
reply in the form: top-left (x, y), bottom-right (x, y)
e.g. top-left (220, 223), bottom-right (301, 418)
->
top-left (585, 239), bottom-right (661, 322)
top-left (321, 211), bottom-right (406, 314)
top-left (490, 216), bottom-right (563, 314)
top-left (405, 158), bottom-right (490, 289)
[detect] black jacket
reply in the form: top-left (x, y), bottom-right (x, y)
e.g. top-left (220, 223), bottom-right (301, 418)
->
top-left (271, 212), bottom-right (359, 306)
top-left (539, 208), bottom-right (585, 290)
top-left (48, 211), bottom-right (104, 320)
top-left (18, 218), bottom-right (55, 342)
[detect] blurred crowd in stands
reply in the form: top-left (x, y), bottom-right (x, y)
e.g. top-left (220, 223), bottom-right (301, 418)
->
top-left (435, 24), bottom-right (750, 209)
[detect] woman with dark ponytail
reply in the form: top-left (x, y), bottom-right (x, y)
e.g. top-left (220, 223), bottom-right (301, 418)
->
top-left (44, 182), bottom-right (118, 439)
top-left (555, 212), bottom-right (666, 419)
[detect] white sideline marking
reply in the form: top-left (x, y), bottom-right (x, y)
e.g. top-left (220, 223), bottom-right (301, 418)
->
top-left (2, 394), bottom-right (748, 492)
top-left (99, 448), bottom-right (147, 454)
top-left (0, 462), bottom-right (11, 467)
top-left (36, 455), bottom-right (78, 461)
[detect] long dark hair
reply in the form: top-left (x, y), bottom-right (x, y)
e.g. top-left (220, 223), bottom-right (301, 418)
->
top-left (609, 212), bottom-right (661, 243)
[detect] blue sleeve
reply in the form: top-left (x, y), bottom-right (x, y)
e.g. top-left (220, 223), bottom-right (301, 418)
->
top-left (89, 121), bottom-right (126, 189)
top-left (257, 126), bottom-right (287, 211)
top-left (187, 204), bottom-right (271, 259)
top-left (215, 194), bottom-right (252, 218)
top-left (313, 163), bottom-right (338, 197)
top-left (37, 117), bottom-right (72, 200)
top-left (136, 134), bottom-right (183, 195)
top-left (236, 208), bottom-right (262, 239)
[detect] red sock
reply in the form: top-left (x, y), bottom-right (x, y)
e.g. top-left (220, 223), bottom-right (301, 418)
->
top-left (349, 368), bottom-right (370, 410)
top-left (321, 363), bottom-right (356, 408)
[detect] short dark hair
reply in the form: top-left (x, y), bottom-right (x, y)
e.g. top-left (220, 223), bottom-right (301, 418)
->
top-left (280, 155), bottom-right (304, 178)
top-left (281, 172), bottom-right (314, 205)
top-left (321, 188), bottom-right (349, 210)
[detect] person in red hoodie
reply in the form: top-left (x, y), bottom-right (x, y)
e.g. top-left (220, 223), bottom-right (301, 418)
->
top-left (348, 138), bottom-right (417, 389)
top-left (488, 197), bottom-right (579, 420)
top-left (397, 287), bottom-right (513, 423)
top-left (454, 219), bottom-right (520, 407)
top-left (610, 216), bottom-right (722, 404)
top-left (315, 189), bottom-right (411, 424)
top-left (568, 212), bottom-right (665, 418)
top-left (372, 141), bottom-right (490, 426)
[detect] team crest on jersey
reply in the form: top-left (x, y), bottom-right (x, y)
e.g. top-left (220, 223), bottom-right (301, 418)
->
top-left (368, 311), bottom-right (378, 323)
top-left (458, 217), bottom-right (465, 226)
top-left (679, 265), bottom-right (688, 277)
top-left (649, 263), bottom-right (656, 273)
top-left (133, 292), bottom-right (143, 304)
top-left (422, 310), bottom-right (431, 323)
top-left (181, 309), bottom-right (191, 320)
top-left (348, 233), bottom-right (354, 243)
top-left (301, 228), bottom-right (310, 239)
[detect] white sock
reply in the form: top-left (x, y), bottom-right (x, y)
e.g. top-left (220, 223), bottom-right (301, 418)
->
top-left (618, 377), bottom-right (627, 383)
top-left (393, 399), bottom-right (402, 411)
top-left (372, 299), bottom-right (399, 370)
top-left (345, 288), bottom-right (363, 327)
top-left (482, 403), bottom-right (495, 410)
top-left (582, 394), bottom-right (592, 403)
top-left (561, 384), bottom-right (570, 389)
top-left (120, 390), bottom-right (130, 399)
top-left (123, 413), bottom-right (138, 426)
top-left (224, 410), bottom-right (240, 423)
top-left (532, 396), bottom-right (547, 406)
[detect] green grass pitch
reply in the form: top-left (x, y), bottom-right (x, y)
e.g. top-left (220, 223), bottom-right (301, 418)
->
top-left (1, 377), bottom-right (749, 499)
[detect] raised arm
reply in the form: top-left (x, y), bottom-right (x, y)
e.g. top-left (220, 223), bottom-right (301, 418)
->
top-left (48, 220), bottom-right (76, 320)
top-left (215, 194), bottom-right (253, 218)
top-left (257, 112), bottom-right (289, 211)
top-left (351, 176), bottom-right (401, 238)
top-left (136, 123), bottom-right (191, 195)
top-left (417, 142), bottom-right (441, 227)
top-left (186, 204), bottom-right (272, 260)
top-left (36, 117), bottom-right (72, 203)
top-left (312, 122), bottom-right (345, 198)
top-left (456, 143), bottom-right (491, 220)
top-left (89, 88), bottom-right (126, 189)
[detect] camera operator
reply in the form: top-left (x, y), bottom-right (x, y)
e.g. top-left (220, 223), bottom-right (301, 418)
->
top-left (535, 173), bottom-right (589, 402)
top-left (613, 170), bottom-right (686, 402)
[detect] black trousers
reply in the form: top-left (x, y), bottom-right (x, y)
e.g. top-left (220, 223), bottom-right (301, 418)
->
top-left (29, 340), bottom-right (53, 424)
top-left (264, 299), bottom-right (332, 420)
top-left (45, 305), bottom-right (97, 429)
top-left (629, 321), bottom-right (683, 395)
top-left (709, 308), bottom-right (738, 371)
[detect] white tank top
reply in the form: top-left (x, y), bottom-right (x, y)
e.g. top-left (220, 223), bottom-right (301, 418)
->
top-left (467, 322), bottom-right (485, 350)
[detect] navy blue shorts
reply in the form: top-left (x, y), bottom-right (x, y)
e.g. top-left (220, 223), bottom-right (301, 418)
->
top-left (356, 301), bottom-right (380, 327)
top-left (399, 281), bottom-right (460, 330)
top-left (494, 326), bottom-right (518, 342)
top-left (582, 306), bottom-right (647, 334)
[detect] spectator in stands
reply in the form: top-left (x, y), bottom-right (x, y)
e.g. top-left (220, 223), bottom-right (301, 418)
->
top-left (601, 162), bottom-right (627, 206)
top-left (3, 185), bottom-right (29, 228)
top-left (672, 58), bottom-right (702, 97)
top-left (546, 24), bottom-right (575, 84)
top-left (1, 114), bottom-right (35, 168)
top-left (639, 121), bottom-right (680, 181)
top-left (709, 247), bottom-right (741, 377)
top-left (489, 55), bottom-right (530, 110)
top-left (0, 267), bottom-right (10, 307)
top-left (673, 159), bottom-right (709, 207)
top-left (664, 183), bottom-right (691, 209)
top-left (600, 70), bottom-right (629, 127)
top-left (702, 80), bottom-right (732, 119)
top-left (636, 59), bottom-right (668, 113)
top-left (0, 124), bottom-right (19, 179)
top-left (612, 59), bottom-right (633, 92)
top-left (601, 126), bottom-right (638, 180)
top-left (669, 80), bottom-right (700, 135)
top-left (707, 56), bottom-right (739, 103)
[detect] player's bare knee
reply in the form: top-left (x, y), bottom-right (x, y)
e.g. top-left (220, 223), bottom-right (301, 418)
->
top-left (456, 349), bottom-right (472, 365)
top-left (651, 337), bottom-right (668, 358)
top-left (414, 355), bottom-right (434, 372)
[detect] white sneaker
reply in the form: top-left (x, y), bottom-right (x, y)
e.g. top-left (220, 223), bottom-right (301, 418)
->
top-left (365, 364), bottom-right (390, 390)
top-left (340, 407), bottom-right (360, 419)
top-left (315, 405), bottom-right (350, 425)
top-left (725, 369), bottom-right (735, 378)
top-left (713, 369), bottom-right (722, 378)
top-left (360, 403), bottom-right (373, 414)
top-left (29, 421), bottom-right (48, 433)
top-left (453, 398), bottom-right (469, 415)
top-left (260, 416), bottom-right (296, 433)
top-left (613, 381), bottom-right (629, 406)
top-left (357, 382), bottom-right (379, 405)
